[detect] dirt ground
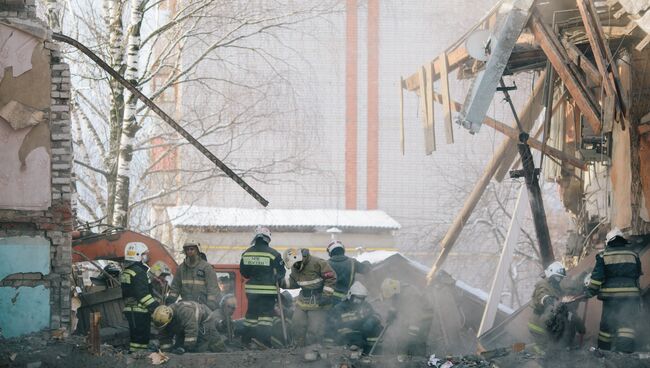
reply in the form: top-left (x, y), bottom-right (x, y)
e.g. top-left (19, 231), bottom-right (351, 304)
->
top-left (3, 332), bottom-right (650, 368)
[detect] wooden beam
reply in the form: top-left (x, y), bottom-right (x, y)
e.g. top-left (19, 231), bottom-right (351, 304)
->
top-left (440, 52), bottom-right (455, 144)
top-left (577, 0), bottom-right (626, 116)
top-left (400, 77), bottom-right (405, 154)
top-left (425, 72), bottom-right (584, 284)
top-left (426, 62), bottom-right (437, 146)
top-left (562, 41), bottom-right (602, 88)
top-left (419, 66), bottom-right (435, 153)
top-left (429, 77), bottom-right (587, 170)
top-left (529, 12), bottom-right (602, 134)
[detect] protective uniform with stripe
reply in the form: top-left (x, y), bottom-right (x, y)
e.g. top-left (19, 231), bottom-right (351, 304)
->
top-left (120, 242), bottom-right (160, 352)
top-left (166, 241), bottom-right (221, 310)
top-left (239, 226), bottom-right (285, 346)
top-left (326, 281), bottom-right (383, 354)
top-left (527, 261), bottom-right (585, 349)
top-left (326, 241), bottom-right (372, 303)
top-left (280, 247), bottom-right (337, 346)
top-left (381, 278), bottom-right (434, 360)
top-left (586, 228), bottom-right (642, 353)
top-left (153, 298), bottom-right (233, 354)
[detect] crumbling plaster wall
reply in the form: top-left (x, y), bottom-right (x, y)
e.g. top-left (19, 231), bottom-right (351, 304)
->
top-left (0, 2), bottom-right (73, 338)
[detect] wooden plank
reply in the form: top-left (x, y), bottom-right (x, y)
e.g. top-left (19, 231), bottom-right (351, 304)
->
top-left (426, 62), bottom-right (436, 146)
top-left (577, 0), bottom-right (626, 116)
top-left (440, 52), bottom-right (455, 144)
top-left (611, 109), bottom-right (632, 229)
top-left (636, 34), bottom-right (650, 51)
top-left (399, 77), bottom-right (405, 154)
top-left (89, 312), bottom-right (102, 355)
top-left (405, 45), bottom-right (469, 91)
top-left (79, 287), bottom-right (123, 307)
top-left (529, 12), bottom-right (602, 134)
top-left (419, 66), bottom-right (435, 153)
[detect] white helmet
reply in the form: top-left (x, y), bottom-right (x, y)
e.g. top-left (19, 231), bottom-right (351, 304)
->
top-left (253, 226), bottom-right (272, 244)
top-left (544, 261), bottom-right (566, 279)
top-left (347, 281), bottom-right (368, 300)
top-left (283, 248), bottom-right (303, 269)
top-left (125, 242), bottom-right (149, 263)
top-left (327, 241), bottom-right (345, 256)
top-left (183, 240), bottom-right (202, 253)
top-left (606, 227), bottom-right (628, 244)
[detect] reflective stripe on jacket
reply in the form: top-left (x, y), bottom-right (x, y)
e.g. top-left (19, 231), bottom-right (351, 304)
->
top-left (589, 246), bottom-right (642, 299)
top-left (281, 253), bottom-right (337, 310)
top-left (240, 242), bottom-right (285, 295)
top-left (121, 262), bottom-right (159, 313)
top-left (328, 255), bottom-right (371, 299)
top-left (169, 259), bottom-right (221, 310)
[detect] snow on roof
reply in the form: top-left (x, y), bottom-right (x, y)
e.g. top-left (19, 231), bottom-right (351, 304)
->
top-left (355, 250), bottom-right (514, 315)
top-left (166, 206), bottom-right (401, 231)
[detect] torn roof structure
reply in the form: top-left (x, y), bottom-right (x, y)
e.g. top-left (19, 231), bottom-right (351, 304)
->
top-left (401, 0), bottom-right (650, 349)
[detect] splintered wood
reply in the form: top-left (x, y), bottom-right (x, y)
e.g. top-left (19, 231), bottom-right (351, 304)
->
top-left (89, 312), bottom-right (101, 355)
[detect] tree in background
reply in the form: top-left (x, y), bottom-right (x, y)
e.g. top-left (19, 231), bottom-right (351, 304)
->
top-left (43, 0), bottom-right (340, 229)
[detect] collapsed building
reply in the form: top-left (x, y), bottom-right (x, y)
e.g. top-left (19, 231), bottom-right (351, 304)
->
top-left (5, 0), bottom-right (650, 366)
top-left (400, 0), bottom-right (650, 351)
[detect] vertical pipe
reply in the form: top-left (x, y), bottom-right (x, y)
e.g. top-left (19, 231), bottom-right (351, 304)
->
top-left (345, 0), bottom-right (358, 209)
top-left (367, 0), bottom-right (379, 209)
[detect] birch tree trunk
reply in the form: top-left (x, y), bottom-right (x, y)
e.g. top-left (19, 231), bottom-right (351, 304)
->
top-left (113, 0), bottom-right (145, 227)
top-left (106, 0), bottom-right (125, 225)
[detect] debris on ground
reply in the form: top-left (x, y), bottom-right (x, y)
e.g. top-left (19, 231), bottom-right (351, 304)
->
top-left (3, 331), bottom-right (650, 368)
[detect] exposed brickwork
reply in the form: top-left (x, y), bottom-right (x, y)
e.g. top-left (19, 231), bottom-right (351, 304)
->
top-left (0, 21), bottom-right (73, 331)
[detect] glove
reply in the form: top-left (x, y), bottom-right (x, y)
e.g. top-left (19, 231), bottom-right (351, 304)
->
top-left (147, 341), bottom-right (160, 352)
top-left (172, 347), bottom-right (185, 355)
top-left (584, 287), bottom-right (596, 299)
top-left (165, 295), bottom-right (177, 305)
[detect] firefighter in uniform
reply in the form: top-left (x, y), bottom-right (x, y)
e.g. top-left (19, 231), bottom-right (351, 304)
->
top-left (239, 226), bottom-right (285, 346)
top-left (527, 261), bottom-right (585, 349)
top-left (381, 278), bottom-right (434, 361)
top-left (153, 297), bottom-right (234, 354)
top-left (280, 248), bottom-right (337, 346)
top-left (326, 281), bottom-right (383, 355)
top-left (326, 241), bottom-right (372, 303)
top-left (120, 242), bottom-right (160, 352)
top-left (586, 228), bottom-right (642, 353)
top-left (166, 241), bottom-right (221, 310)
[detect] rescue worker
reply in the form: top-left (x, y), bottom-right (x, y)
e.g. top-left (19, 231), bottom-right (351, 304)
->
top-left (239, 226), bottom-right (285, 347)
top-left (528, 261), bottom-right (585, 349)
top-left (269, 291), bottom-right (294, 348)
top-left (218, 275), bottom-right (234, 294)
top-left (166, 241), bottom-right (220, 310)
top-left (326, 241), bottom-right (372, 303)
top-left (586, 228), bottom-right (642, 353)
top-left (326, 281), bottom-right (383, 355)
top-left (120, 242), bottom-right (160, 352)
top-left (214, 294), bottom-right (238, 348)
top-left (381, 278), bottom-right (434, 361)
top-left (153, 297), bottom-right (234, 354)
top-left (280, 248), bottom-right (337, 346)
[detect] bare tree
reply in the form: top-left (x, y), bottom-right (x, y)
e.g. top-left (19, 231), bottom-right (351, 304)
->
top-left (49, 0), bottom-right (341, 229)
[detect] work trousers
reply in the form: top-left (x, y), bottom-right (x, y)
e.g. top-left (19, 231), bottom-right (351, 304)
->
top-left (124, 311), bottom-right (151, 352)
top-left (598, 298), bottom-right (640, 353)
top-left (195, 309), bottom-right (228, 352)
top-left (292, 308), bottom-right (328, 346)
top-left (243, 293), bottom-right (277, 346)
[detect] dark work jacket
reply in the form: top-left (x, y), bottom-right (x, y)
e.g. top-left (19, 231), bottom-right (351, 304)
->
top-left (328, 255), bottom-right (371, 300)
top-left (588, 244), bottom-right (642, 299)
top-left (121, 262), bottom-right (159, 313)
top-left (240, 241), bottom-right (285, 295)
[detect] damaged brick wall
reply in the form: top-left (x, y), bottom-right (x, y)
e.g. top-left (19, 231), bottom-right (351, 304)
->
top-left (0, 3), bottom-right (73, 337)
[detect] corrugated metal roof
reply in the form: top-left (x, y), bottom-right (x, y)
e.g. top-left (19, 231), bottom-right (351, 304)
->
top-left (166, 206), bottom-right (401, 230)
